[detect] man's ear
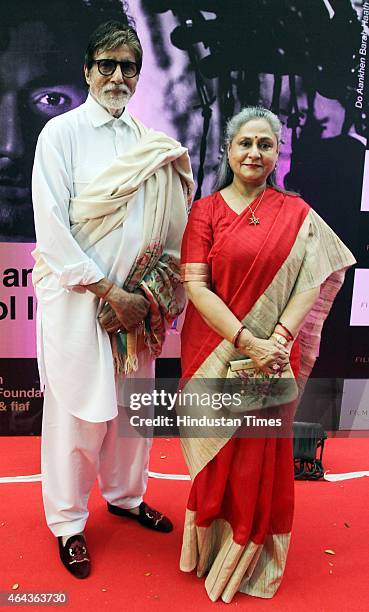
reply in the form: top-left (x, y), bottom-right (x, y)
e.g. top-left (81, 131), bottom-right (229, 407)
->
top-left (83, 64), bottom-right (90, 86)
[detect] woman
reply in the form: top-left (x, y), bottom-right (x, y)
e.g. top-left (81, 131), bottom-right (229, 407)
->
top-left (178, 107), bottom-right (355, 603)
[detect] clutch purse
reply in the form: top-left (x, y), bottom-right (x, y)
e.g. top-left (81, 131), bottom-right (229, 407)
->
top-left (224, 358), bottom-right (298, 413)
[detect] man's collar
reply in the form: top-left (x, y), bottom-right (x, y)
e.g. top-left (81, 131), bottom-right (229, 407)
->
top-left (85, 93), bottom-right (135, 129)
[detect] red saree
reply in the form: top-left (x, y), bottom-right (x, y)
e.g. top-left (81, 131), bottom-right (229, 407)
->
top-left (179, 188), bottom-right (355, 602)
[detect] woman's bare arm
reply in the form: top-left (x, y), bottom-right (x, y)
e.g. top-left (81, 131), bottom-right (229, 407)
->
top-left (184, 281), bottom-right (288, 372)
top-left (274, 286), bottom-right (320, 339)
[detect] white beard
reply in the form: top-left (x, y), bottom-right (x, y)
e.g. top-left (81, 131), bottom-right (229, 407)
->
top-left (96, 87), bottom-right (132, 112)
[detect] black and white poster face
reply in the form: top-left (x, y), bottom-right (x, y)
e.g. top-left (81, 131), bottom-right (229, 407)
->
top-left (0, 0), bottom-right (368, 433)
top-left (0, 2), bottom-right (89, 241)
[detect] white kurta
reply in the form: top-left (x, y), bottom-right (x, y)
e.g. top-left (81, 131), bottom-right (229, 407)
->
top-left (33, 94), bottom-right (151, 422)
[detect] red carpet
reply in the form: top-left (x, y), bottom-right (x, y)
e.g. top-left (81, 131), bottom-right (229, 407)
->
top-left (0, 437), bottom-right (368, 610)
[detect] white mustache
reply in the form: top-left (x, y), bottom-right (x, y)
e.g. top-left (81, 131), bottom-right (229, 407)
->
top-left (103, 86), bottom-right (131, 95)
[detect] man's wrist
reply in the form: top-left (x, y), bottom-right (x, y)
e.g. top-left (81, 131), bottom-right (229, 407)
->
top-left (87, 278), bottom-right (114, 298)
top-left (100, 282), bottom-right (114, 301)
top-left (87, 279), bottom-right (126, 303)
top-left (106, 285), bottom-right (129, 305)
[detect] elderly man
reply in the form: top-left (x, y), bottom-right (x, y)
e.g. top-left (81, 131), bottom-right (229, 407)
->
top-left (31, 20), bottom-right (192, 578)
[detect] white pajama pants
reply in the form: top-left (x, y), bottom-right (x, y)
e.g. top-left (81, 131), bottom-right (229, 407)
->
top-left (41, 382), bottom-right (153, 538)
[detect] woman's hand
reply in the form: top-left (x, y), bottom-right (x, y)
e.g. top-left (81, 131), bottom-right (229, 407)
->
top-left (238, 331), bottom-right (289, 374)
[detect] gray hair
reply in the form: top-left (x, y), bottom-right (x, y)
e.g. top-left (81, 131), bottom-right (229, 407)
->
top-left (85, 20), bottom-right (142, 73)
top-left (214, 106), bottom-right (282, 191)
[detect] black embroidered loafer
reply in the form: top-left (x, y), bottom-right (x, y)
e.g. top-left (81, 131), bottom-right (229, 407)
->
top-left (58, 534), bottom-right (91, 579)
top-left (107, 501), bottom-right (173, 533)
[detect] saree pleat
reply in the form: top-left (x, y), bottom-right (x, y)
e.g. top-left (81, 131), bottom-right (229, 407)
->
top-left (179, 189), bottom-right (355, 602)
top-left (187, 435), bottom-right (295, 542)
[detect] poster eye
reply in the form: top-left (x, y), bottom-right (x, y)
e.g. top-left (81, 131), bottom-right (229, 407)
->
top-left (30, 88), bottom-right (77, 117)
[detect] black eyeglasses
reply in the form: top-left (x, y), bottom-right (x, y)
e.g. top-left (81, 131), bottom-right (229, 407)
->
top-left (93, 59), bottom-right (139, 78)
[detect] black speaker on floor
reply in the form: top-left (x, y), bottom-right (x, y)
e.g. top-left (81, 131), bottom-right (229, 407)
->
top-left (293, 422), bottom-right (327, 481)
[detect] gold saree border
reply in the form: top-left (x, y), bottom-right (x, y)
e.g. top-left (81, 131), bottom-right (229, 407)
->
top-left (180, 262), bottom-right (210, 283)
top-left (180, 509), bottom-right (291, 603)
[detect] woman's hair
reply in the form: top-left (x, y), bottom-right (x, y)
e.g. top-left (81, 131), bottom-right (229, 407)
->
top-left (214, 106), bottom-right (288, 192)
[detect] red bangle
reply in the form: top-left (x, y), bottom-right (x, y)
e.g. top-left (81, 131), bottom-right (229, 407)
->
top-left (100, 282), bottom-right (114, 301)
top-left (277, 321), bottom-right (294, 341)
top-left (231, 325), bottom-right (246, 348)
top-left (273, 329), bottom-right (289, 341)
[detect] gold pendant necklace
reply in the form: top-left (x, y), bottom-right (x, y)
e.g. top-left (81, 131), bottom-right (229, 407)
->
top-left (231, 185), bottom-right (266, 224)
top-left (246, 188), bottom-right (266, 225)
top-left (249, 209), bottom-right (260, 225)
